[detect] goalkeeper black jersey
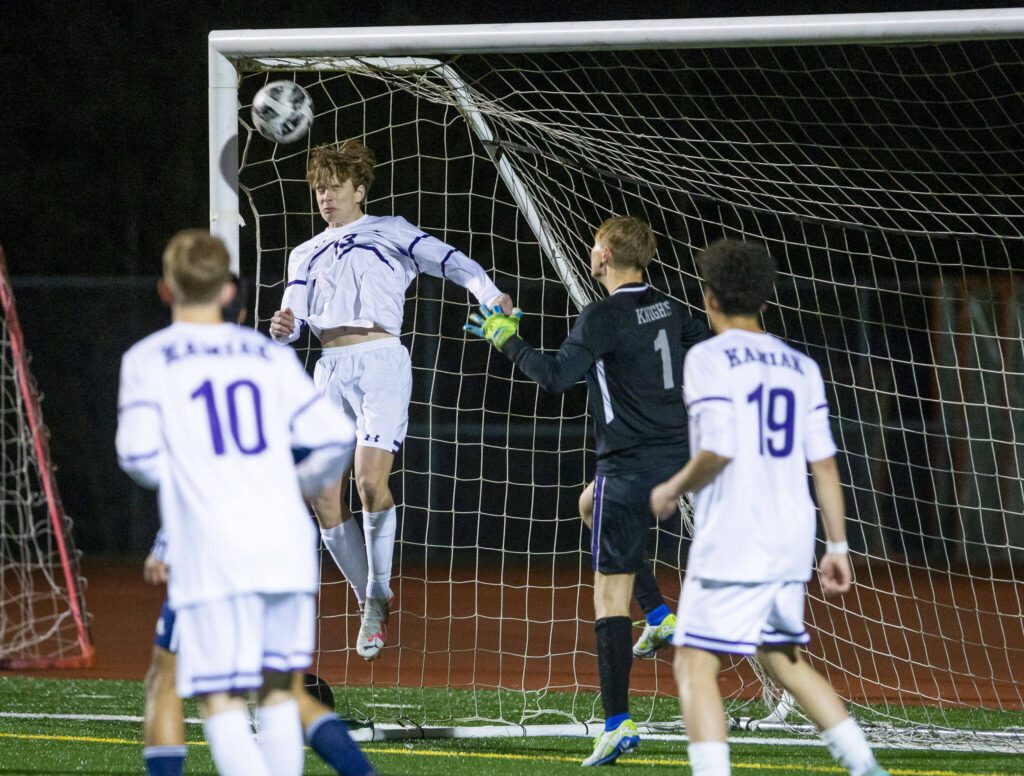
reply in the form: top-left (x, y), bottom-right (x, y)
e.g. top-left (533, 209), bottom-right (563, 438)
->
top-left (502, 282), bottom-right (709, 475)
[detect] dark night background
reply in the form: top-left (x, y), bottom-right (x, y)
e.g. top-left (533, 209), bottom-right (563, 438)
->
top-left (1, 0), bottom-right (1019, 556)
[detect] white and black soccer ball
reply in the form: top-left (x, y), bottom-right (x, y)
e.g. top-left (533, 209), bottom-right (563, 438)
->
top-left (251, 81), bottom-right (314, 144)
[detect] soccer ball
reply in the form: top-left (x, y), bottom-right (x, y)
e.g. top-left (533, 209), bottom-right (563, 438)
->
top-left (251, 81), bottom-right (314, 144)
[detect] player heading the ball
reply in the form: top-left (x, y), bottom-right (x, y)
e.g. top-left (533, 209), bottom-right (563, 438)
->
top-left (649, 239), bottom-right (889, 776)
top-left (117, 229), bottom-right (358, 776)
top-left (270, 139), bottom-right (513, 661)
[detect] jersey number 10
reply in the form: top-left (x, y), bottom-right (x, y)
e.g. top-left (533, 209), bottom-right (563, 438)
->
top-left (747, 384), bottom-right (795, 457)
top-left (191, 379), bottom-right (268, 456)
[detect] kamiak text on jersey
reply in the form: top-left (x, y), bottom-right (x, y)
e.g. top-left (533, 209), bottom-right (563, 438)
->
top-left (724, 346), bottom-right (804, 373)
top-left (161, 339), bottom-right (272, 366)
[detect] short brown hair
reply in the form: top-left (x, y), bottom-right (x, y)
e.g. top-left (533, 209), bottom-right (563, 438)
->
top-left (306, 139), bottom-right (377, 194)
top-left (594, 216), bottom-right (657, 269)
top-left (162, 229), bottom-right (231, 305)
top-left (696, 239), bottom-right (776, 316)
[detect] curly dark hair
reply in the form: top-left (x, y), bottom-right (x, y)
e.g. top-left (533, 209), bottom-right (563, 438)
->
top-left (306, 139), bottom-right (377, 194)
top-left (695, 239), bottom-right (776, 316)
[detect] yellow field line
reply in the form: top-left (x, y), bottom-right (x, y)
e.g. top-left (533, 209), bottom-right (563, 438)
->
top-left (0, 731), bottom-right (1014, 776)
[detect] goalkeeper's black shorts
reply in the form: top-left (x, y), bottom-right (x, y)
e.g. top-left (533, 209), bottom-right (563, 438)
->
top-left (590, 462), bottom-right (678, 575)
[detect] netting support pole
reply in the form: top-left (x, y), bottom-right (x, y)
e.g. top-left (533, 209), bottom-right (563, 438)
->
top-left (437, 65), bottom-right (594, 312)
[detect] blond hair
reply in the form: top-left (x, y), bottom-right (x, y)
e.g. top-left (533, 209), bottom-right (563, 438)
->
top-left (306, 139), bottom-right (377, 194)
top-left (594, 216), bottom-right (657, 269)
top-left (162, 229), bottom-right (231, 305)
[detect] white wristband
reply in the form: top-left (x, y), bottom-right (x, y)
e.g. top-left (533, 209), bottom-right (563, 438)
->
top-left (826, 540), bottom-right (849, 555)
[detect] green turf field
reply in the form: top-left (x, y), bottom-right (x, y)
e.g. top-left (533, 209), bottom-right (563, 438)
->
top-left (1, 676), bottom-right (1022, 775)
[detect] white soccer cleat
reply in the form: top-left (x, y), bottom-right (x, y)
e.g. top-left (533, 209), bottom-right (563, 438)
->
top-left (581, 718), bottom-right (640, 767)
top-left (356, 597), bottom-right (390, 660)
top-left (863, 766), bottom-right (891, 776)
top-left (632, 613), bottom-right (677, 658)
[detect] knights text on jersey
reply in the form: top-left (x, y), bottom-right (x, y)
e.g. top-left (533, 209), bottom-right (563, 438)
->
top-left (683, 329), bottom-right (837, 582)
top-left (503, 283), bottom-right (709, 474)
top-left (116, 322), bottom-right (355, 607)
top-left (275, 214), bottom-right (502, 342)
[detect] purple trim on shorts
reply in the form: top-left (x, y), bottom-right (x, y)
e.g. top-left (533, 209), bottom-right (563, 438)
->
top-left (192, 670), bottom-right (263, 683)
top-left (685, 631), bottom-right (760, 648)
top-left (591, 475), bottom-right (605, 570)
top-left (813, 402), bottom-right (829, 411)
top-left (392, 439), bottom-right (402, 453)
top-left (286, 279), bottom-right (308, 287)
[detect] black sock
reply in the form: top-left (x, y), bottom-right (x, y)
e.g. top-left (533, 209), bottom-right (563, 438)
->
top-left (595, 616), bottom-right (633, 720)
top-left (633, 561), bottom-right (665, 615)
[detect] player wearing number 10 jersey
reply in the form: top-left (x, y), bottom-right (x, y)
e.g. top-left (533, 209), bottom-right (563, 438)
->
top-left (117, 230), bottom-right (359, 776)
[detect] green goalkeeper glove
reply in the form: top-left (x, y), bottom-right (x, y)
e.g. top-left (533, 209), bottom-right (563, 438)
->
top-left (464, 304), bottom-right (524, 349)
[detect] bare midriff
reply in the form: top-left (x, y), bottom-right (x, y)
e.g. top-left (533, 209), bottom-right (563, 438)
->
top-left (320, 324), bottom-right (394, 349)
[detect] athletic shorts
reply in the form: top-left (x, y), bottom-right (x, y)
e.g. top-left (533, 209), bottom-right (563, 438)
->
top-left (174, 592), bottom-right (315, 698)
top-left (153, 598), bottom-right (178, 652)
top-left (671, 578), bottom-right (811, 655)
top-left (314, 338), bottom-right (412, 454)
top-left (591, 464), bottom-right (678, 575)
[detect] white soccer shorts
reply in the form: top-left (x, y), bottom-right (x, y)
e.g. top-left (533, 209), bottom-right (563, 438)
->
top-left (671, 577), bottom-right (811, 655)
top-left (174, 591), bottom-right (315, 698)
top-left (315, 337), bottom-right (412, 454)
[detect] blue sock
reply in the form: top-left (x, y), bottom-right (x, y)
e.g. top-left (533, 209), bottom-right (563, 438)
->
top-left (645, 604), bottom-right (671, 626)
top-left (307, 713), bottom-right (376, 776)
top-left (605, 712), bottom-right (631, 732)
top-left (143, 745), bottom-right (186, 776)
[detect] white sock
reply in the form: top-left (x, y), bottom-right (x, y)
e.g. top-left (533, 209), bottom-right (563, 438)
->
top-left (822, 717), bottom-right (877, 775)
top-left (203, 708), bottom-right (271, 776)
top-left (364, 506), bottom-right (397, 600)
top-left (688, 741), bottom-right (730, 776)
top-left (321, 521), bottom-right (369, 606)
top-left (256, 700), bottom-right (304, 776)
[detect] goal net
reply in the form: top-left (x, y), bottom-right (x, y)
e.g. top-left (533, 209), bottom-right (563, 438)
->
top-left (0, 247), bottom-right (94, 669)
top-left (212, 10), bottom-right (1024, 749)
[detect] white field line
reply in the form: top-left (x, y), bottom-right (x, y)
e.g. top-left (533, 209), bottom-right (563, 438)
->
top-left (1, 710), bottom-right (1020, 754)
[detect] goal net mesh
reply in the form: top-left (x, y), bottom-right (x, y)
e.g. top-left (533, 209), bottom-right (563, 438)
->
top-left (0, 247), bottom-right (94, 669)
top-left (235, 37), bottom-right (1024, 747)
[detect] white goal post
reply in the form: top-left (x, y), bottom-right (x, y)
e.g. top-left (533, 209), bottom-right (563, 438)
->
top-left (208, 9), bottom-right (1024, 751)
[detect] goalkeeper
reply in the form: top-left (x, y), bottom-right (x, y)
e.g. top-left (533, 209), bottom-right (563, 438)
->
top-left (466, 216), bottom-right (708, 766)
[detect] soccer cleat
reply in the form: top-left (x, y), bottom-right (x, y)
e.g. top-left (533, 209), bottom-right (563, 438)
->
top-left (581, 718), bottom-right (640, 767)
top-left (632, 613), bottom-right (677, 658)
top-left (356, 597), bottom-right (390, 660)
top-left (862, 766), bottom-right (891, 776)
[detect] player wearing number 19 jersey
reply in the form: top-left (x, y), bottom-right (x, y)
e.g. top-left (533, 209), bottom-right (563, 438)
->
top-left (681, 329), bottom-right (836, 586)
top-left (649, 239), bottom-right (887, 776)
top-left (117, 230), bottom-right (359, 776)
